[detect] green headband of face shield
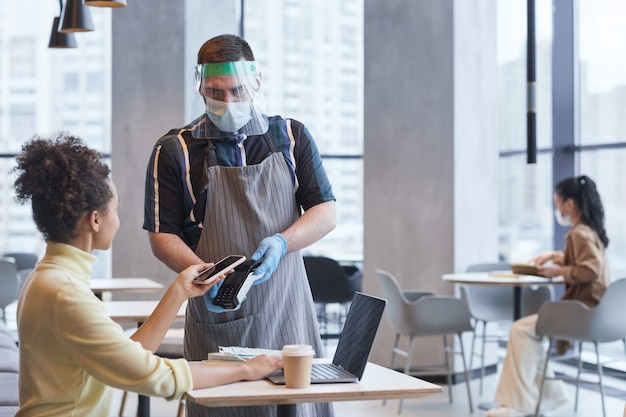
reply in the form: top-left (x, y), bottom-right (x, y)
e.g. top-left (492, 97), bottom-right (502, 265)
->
top-left (195, 61), bottom-right (258, 78)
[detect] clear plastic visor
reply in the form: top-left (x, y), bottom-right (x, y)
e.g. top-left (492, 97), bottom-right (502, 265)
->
top-left (190, 61), bottom-right (268, 139)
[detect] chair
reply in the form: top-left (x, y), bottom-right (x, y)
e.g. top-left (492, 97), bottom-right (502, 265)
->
top-left (459, 262), bottom-right (553, 394)
top-left (0, 258), bottom-right (19, 324)
top-left (119, 327), bottom-right (186, 417)
top-left (303, 256), bottom-right (361, 342)
top-left (3, 252), bottom-right (38, 294)
top-left (377, 269), bottom-right (473, 414)
top-left (535, 278), bottom-right (626, 417)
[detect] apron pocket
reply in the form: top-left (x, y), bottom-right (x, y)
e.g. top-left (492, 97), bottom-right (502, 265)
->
top-left (186, 313), bottom-right (262, 359)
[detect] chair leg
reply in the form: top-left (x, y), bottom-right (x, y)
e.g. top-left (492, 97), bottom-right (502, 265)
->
top-left (575, 342), bottom-right (583, 411)
top-left (397, 336), bottom-right (416, 414)
top-left (468, 321), bottom-right (477, 377)
top-left (177, 398), bottom-right (185, 417)
top-left (442, 335), bottom-right (453, 404)
top-left (457, 333), bottom-right (473, 413)
top-left (479, 320), bottom-right (487, 395)
top-left (594, 343), bottom-right (606, 417)
top-left (119, 391), bottom-right (127, 416)
top-left (534, 339), bottom-right (553, 417)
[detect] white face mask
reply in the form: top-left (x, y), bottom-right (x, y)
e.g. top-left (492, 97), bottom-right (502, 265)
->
top-left (205, 97), bottom-right (252, 133)
top-left (555, 208), bottom-right (572, 227)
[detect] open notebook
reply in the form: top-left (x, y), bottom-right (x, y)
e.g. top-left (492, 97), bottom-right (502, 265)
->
top-left (267, 292), bottom-right (387, 384)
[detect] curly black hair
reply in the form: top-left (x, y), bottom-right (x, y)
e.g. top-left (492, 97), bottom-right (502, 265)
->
top-left (12, 133), bottom-right (112, 243)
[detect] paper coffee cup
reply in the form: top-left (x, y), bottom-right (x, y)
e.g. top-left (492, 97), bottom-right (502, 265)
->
top-left (281, 344), bottom-right (315, 388)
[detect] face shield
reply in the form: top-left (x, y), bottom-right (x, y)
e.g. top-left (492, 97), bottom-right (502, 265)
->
top-left (190, 61), bottom-right (269, 139)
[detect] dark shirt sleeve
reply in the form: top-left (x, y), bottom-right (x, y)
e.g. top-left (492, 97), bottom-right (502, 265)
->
top-left (143, 134), bottom-right (204, 248)
top-left (289, 120), bottom-right (336, 211)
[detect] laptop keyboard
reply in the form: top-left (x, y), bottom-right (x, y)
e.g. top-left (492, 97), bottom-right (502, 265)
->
top-left (311, 363), bottom-right (355, 381)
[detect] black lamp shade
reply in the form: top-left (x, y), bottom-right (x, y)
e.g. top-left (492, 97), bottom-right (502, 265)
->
top-left (60, 0), bottom-right (95, 33)
top-left (85, 0), bottom-right (127, 7)
top-left (49, 17), bottom-right (77, 48)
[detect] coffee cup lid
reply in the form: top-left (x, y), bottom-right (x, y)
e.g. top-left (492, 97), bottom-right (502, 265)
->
top-left (281, 344), bottom-right (315, 356)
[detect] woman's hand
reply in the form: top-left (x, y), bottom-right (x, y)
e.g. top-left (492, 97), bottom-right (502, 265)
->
top-left (532, 251), bottom-right (555, 266)
top-left (241, 354), bottom-right (283, 381)
top-left (537, 264), bottom-right (562, 278)
top-left (174, 263), bottom-right (227, 300)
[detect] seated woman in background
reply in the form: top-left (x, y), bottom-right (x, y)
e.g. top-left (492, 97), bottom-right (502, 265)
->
top-left (487, 175), bottom-right (611, 417)
top-left (13, 133), bottom-right (282, 417)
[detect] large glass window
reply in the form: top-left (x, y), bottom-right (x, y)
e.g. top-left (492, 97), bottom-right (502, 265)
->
top-left (498, 0), bottom-right (553, 262)
top-left (0, 1), bottom-right (112, 277)
top-left (578, 0), bottom-right (626, 279)
top-left (499, 0), bottom-right (626, 281)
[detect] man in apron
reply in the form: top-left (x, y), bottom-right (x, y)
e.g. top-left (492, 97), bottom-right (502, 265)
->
top-left (143, 34), bottom-right (336, 417)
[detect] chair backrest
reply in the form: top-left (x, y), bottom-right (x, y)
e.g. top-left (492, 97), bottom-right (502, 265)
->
top-left (460, 263), bottom-right (514, 322)
top-left (536, 278), bottom-right (626, 343)
top-left (377, 269), bottom-right (419, 335)
top-left (0, 258), bottom-right (19, 309)
top-left (303, 256), bottom-right (358, 304)
top-left (522, 285), bottom-right (554, 316)
top-left (376, 269), bottom-right (471, 336)
top-left (2, 252), bottom-right (38, 271)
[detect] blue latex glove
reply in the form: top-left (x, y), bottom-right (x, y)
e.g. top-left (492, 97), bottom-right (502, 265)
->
top-left (250, 233), bottom-right (287, 285)
top-left (202, 279), bottom-right (242, 313)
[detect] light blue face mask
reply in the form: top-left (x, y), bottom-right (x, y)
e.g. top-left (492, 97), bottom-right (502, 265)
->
top-left (205, 96), bottom-right (252, 133)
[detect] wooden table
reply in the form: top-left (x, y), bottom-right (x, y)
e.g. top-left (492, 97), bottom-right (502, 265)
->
top-left (103, 300), bottom-right (186, 417)
top-left (186, 360), bottom-right (442, 417)
top-left (90, 277), bottom-right (163, 300)
top-left (442, 272), bottom-right (563, 320)
top-left (102, 300), bottom-right (186, 322)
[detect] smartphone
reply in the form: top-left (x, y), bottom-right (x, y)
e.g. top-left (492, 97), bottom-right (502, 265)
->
top-left (192, 255), bottom-right (246, 284)
top-left (214, 259), bottom-right (263, 309)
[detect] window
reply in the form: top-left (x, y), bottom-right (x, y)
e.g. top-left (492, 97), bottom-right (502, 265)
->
top-left (498, 0), bottom-right (553, 262)
top-left (578, 0), bottom-right (626, 279)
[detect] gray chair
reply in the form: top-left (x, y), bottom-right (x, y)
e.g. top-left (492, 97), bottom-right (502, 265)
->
top-left (3, 252), bottom-right (38, 294)
top-left (535, 278), bottom-right (626, 417)
top-left (377, 269), bottom-right (473, 414)
top-left (0, 258), bottom-right (19, 324)
top-left (459, 262), bottom-right (553, 394)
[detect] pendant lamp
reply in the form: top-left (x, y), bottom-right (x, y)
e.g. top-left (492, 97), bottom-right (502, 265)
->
top-left (60, 0), bottom-right (94, 33)
top-left (49, 16), bottom-right (77, 48)
top-left (85, 0), bottom-right (127, 7)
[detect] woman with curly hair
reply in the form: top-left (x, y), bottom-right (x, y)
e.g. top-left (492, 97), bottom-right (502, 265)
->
top-left (13, 133), bottom-right (281, 417)
top-left (487, 175), bottom-right (611, 417)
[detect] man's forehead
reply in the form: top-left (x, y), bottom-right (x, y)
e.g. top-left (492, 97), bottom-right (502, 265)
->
top-left (202, 74), bottom-right (242, 87)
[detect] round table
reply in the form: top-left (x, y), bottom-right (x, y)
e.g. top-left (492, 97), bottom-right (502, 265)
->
top-left (442, 272), bottom-right (563, 320)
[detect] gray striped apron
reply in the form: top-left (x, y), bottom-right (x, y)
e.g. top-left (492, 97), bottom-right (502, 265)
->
top-left (185, 133), bottom-right (333, 417)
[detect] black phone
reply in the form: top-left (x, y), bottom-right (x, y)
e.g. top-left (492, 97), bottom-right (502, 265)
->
top-left (214, 259), bottom-right (263, 309)
top-left (192, 255), bottom-right (246, 284)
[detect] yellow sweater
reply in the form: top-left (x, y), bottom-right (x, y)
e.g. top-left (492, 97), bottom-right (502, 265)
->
top-left (16, 242), bottom-right (192, 417)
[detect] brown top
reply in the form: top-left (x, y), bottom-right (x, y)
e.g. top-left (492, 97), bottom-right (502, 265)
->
top-left (560, 223), bottom-right (610, 307)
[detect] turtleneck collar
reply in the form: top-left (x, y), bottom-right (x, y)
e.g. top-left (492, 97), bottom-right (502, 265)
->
top-left (39, 241), bottom-right (96, 284)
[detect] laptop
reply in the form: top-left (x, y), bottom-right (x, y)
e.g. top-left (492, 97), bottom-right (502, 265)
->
top-left (267, 292), bottom-right (387, 384)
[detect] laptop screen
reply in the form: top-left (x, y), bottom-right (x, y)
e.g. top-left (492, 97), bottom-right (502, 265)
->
top-left (331, 292), bottom-right (387, 379)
